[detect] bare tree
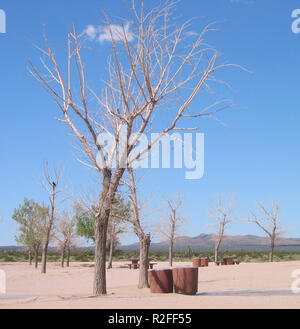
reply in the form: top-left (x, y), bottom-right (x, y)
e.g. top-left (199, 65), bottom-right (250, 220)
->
top-left (121, 168), bottom-right (152, 288)
top-left (208, 195), bottom-right (235, 263)
top-left (65, 222), bottom-right (76, 267)
top-left (248, 201), bottom-right (281, 262)
top-left (40, 162), bottom-right (65, 273)
top-left (107, 219), bottom-right (116, 270)
top-left (107, 215), bottom-right (127, 269)
top-left (157, 196), bottom-right (185, 267)
top-left (55, 212), bottom-right (77, 267)
top-left (29, 1), bottom-right (233, 294)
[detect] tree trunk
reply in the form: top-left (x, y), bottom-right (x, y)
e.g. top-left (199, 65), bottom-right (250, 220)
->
top-left (128, 167), bottom-right (150, 289)
top-left (66, 246), bottom-right (70, 267)
top-left (93, 168), bottom-right (124, 295)
top-left (215, 240), bottom-right (221, 263)
top-left (93, 170), bottom-right (112, 296)
top-left (107, 223), bottom-right (116, 270)
top-left (60, 246), bottom-right (65, 268)
top-left (269, 238), bottom-right (274, 262)
top-left (138, 234), bottom-right (151, 289)
top-left (94, 215), bottom-right (109, 295)
top-left (28, 250), bottom-right (32, 265)
top-left (34, 248), bottom-right (39, 269)
top-left (169, 241), bottom-right (173, 267)
top-left (41, 245), bottom-right (48, 273)
top-left (41, 186), bottom-right (56, 274)
top-left (107, 237), bottom-right (114, 269)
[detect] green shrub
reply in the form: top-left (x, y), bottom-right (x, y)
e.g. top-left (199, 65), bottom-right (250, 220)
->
top-left (2, 249), bottom-right (300, 264)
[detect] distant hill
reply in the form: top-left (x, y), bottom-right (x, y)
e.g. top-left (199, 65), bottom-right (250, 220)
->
top-left (0, 246), bottom-right (24, 252)
top-left (0, 246), bottom-right (93, 252)
top-left (2, 234), bottom-right (300, 253)
top-left (119, 234), bottom-right (300, 252)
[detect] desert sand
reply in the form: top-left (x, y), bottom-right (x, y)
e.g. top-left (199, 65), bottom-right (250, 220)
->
top-left (0, 261), bottom-right (300, 309)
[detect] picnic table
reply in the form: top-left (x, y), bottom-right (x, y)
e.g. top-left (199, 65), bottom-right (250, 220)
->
top-left (130, 258), bottom-right (139, 269)
top-left (148, 262), bottom-right (157, 269)
top-left (125, 259), bottom-right (157, 269)
top-left (215, 257), bottom-right (240, 266)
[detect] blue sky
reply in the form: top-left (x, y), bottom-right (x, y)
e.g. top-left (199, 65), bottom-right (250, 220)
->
top-left (0, 0), bottom-right (300, 246)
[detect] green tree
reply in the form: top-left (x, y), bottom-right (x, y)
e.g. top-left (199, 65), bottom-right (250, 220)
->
top-left (12, 199), bottom-right (49, 268)
top-left (76, 207), bottom-right (96, 243)
top-left (75, 195), bottom-right (130, 267)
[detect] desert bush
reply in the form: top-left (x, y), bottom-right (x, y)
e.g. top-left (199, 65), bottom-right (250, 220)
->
top-left (2, 250), bottom-right (300, 264)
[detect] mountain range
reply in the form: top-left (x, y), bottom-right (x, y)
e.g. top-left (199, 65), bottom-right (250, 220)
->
top-left (120, 234), bottom-right (300, 252)
top-left (2, 234), bottom-right (300, 253)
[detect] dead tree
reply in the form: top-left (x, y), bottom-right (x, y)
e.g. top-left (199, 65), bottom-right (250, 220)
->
top-left (107, 220), bottom-right (116, 269)
top-left (121, 168), bottom-right (152, 288)
top-left (65, 228), bottom-right (76, 267)
top-left (55, 212), bottom-right (76, 267)
top-left (107, 196), bottom-right (129, 269)
top-left (249, 201), bottom-right (280, 262)
top-left (107, 219), bottom-right (122, 269)
top-left (157, 196), bottom-right (185, 267)
top-left (40, 162), bottom-right (65, 273)
top-left (29, 0), bottom-right (233, 294)
top-left (208, 195), bottom-right (235, 263)
top-left (28, 249), bottom-right (33, 265)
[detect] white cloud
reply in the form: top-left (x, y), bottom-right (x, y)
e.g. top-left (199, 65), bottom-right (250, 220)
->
top-left (84, 23), bottom-right (135, 43)
top-left (185, 31), bottom-right (198, 37)
top-left (84, 25), bottom-right (98, 40)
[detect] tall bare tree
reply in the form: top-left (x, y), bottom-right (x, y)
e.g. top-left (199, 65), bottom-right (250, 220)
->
top-left (119, 168), bottom-right (153, 288)
top-left (40, 162), bottom-right (65, 273)
top-left (157, 196), bottom-right (185, 267)
top-left (248, 201), bottom-right (281, 262)
top-left (29, 1), bottom-right (233, 294)
top-left (127, 168), bottom-right (154, 288)
top-left (208, 195), bottom-right (235, 263)
top-left (107, 215), bottom-right (127, 269)
top-left (107, 219), bottom-right (117, 270)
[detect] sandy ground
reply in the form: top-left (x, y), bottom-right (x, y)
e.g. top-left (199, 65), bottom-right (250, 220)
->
top-left (0, 261), bottom-right (300, 309)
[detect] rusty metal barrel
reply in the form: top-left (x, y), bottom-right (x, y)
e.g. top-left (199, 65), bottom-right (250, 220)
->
top-left (200, 257), bottom-right (209, 267)
top-left (148, 269), bottom-right (173, 293)
top-left (224, 257), bottom-right (234, 265)
top-left (192, 258), bottom-right (201, 267)
top-left (172, 267), bottom-right (198, 295)
top-left (192, 257), bottom-right (209, 267)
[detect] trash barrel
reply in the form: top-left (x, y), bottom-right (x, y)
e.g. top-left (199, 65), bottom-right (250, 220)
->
top-left (148, 269), bottom-right (173, 293)
top-left (192, 258), bottom-right (201, 267)
top-left (200, 257), bottom-right (209, 267)
top-left (172, 267), bottom-right (198, 295)
top-left (224, 257), bottom-right (234, 265)
top-left (131, 259), bottom-right (139, 269)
